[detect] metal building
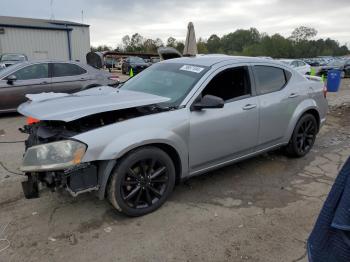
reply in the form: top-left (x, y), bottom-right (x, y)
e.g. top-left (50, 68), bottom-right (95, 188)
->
top-left (0, 16), bottom-right (90, 62)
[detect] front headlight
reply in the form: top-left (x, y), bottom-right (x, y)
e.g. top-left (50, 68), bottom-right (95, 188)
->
top-left (20, 140), bottom-right (87, 172)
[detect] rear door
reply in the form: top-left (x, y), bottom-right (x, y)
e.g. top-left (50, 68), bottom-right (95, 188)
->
top-left (0, 63), bottom-right (50, 111)
top-left (50, 63), bottom-right (89, 93)
top-left (252, 65), bottom-right (301, 149)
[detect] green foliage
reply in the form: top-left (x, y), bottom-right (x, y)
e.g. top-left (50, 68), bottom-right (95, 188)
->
top-left (90, 45), bottom-right (112, 52)
top-left (290, 26), bottom-right (318, 42)
top-left (91, 27), bottom-right (349, 58)
top-left (197, 38), bottom-right (208, 54)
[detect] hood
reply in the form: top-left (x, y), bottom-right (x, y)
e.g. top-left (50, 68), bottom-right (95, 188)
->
top-left (18, 86), bottom-right (170, 122)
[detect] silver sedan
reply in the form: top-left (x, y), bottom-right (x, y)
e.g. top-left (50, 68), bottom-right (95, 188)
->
top-left (18, 56), bottom-right (328, 216)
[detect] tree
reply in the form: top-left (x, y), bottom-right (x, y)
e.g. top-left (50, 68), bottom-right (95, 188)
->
top-left (122, 35), bottom-right (130, 48)
top-left (100, 27), bottom-right (348, 58)
top-left (166, 37), bottom-right (177, 48)
top-left (197, 38), bottom-right (208, 54)
top-left (221, 28), bottom-right (260, 54)
top-left (154, 38), bottom-right (164, 48)
top-left (90, 45), bottom-right (112, 52)
top-left (130, 33), bottom-right (144, 52)
top-left (290, 26), bottom-right (317, 42)
top-left (143, 38), bottom-right (157, 53)
top-left (175, 41), bottom-right (185, 53)
top-left (207, 34), bottom-right (221, 53)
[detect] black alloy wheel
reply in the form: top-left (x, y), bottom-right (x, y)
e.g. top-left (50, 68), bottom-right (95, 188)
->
top-left (108, 147), bottom-right (175, 216)
top-left (285, 114), bottom-right (318, 157)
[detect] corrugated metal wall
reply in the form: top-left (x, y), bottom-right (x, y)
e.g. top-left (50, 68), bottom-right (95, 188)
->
top-left (70, 26), bottom-right (90, 62)
top-left (0, 26), bottom-right (90, 62)
top-left (0, 27), bottom-right (69, 60)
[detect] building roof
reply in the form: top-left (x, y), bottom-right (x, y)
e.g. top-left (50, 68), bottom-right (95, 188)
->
top-left (0, 16), bottom-right (89, 31)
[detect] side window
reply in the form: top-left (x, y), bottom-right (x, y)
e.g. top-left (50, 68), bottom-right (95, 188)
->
top-left (12, 63), bottom-right (48, 80)
top-left (52, 63), bottom-right (87, 77)
top-left (202, 66), bottom-right (251, 102)
top-left (254, 66), bottom-right (287, 95)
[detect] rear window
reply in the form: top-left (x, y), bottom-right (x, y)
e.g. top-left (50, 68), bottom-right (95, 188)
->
top-left (254, 66), bottom-right (287, 95)
top-left (52, 63), bottom-right (86, 77)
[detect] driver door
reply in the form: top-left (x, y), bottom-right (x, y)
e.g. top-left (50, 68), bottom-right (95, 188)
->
top-left (189, 65), bottom-right (259, 173)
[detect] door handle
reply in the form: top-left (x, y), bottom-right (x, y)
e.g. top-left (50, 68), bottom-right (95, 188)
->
top-left (242, 104), bottom-right (257, 110)
top-left (288, 93), bottom-right (299, 98)
top-left (40, 81), bottom-right (49, 84)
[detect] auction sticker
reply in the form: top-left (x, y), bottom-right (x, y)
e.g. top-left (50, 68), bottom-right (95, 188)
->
top-left (180, 65), bottom-right (204, 73)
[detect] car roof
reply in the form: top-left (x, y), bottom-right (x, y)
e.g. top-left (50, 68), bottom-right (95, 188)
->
top-left (162, 55), bottom-right (283, 67)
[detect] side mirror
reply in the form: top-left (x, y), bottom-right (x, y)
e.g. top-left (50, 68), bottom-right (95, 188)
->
top-left (192, 95), bottom-right (224, 111)
top-left (7, 75), bottom-right (17, 84)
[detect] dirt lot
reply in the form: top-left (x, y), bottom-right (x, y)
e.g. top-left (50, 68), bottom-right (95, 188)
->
top-left (0, 78), bottom-right (350, 262)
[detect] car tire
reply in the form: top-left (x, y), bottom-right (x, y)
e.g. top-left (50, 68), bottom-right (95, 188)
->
top-left (285, 114), bottom-right (318, 158)
top-left (108, 146), bottom-right (176, 217)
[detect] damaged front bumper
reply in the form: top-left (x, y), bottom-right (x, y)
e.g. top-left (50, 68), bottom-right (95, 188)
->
top-left (22, 163), bottom-right (99, 199)
top-left (20, 124), bottom-right (100, 199)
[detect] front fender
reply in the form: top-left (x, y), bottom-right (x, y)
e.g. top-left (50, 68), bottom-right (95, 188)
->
top-left (283, 98), bottom-right (320, 142)
top-left (92, 130), bottom-right (188, 200)
top-left (102, 129), bottom-right (187, 160)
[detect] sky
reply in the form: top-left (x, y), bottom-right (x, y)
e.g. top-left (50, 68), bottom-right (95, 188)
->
top-left (0, 0), bottom-right (349, 48)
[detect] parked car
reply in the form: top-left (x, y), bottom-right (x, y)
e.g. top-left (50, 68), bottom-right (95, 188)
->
top-left (150, 57), bottom-right (160, 64)
top-left (0, 60), bottom-right (119, 113)
top-left (18, 56), bottom-right (327, 216)
top-left (105, 57), bottom-right (117, 69)
top-left (317, 60), bottom-right (350, 78)
top-left (0, 53), bottom-right (28, 69)
top-left (279, 59), bottom-right (311, 75)
top-left (116, 58), bottom-right (125, 70)
top-left (121, 56), bottom-right (149, 75)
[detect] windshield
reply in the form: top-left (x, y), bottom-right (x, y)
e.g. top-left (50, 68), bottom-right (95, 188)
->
top-left (129, 57), bottom-right (145, 63)
top-left (1, 54), bottom-right (25, 61)
top-left (121, 63), bottom-right (209, 107)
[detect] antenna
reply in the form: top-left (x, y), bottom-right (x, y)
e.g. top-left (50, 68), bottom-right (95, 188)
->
top-left (81, 10), bottom-right (84, 24)
top-left (50, 0), bottom-right (55, 20)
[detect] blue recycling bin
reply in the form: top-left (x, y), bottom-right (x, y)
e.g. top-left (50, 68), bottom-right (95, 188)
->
top-left (327, 69), bottom-right (341, 92)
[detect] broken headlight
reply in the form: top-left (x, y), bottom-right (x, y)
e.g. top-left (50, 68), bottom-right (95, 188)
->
top-left (20, 140), bottom-right (87, 172)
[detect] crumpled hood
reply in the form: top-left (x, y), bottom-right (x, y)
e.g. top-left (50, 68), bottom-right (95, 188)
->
top-left (17, 86), bottom-right (170, 122)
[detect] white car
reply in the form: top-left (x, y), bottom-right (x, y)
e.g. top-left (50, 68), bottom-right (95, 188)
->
top-left (279, 59), bottom-right (311, 75)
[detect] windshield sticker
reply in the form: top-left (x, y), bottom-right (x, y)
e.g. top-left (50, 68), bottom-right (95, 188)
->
top-left (180, 65), bottom-right (204, 73)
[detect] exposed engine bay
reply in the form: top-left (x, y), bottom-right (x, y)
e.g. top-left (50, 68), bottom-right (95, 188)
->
top-left (19, 104), bottom-right (172, 199)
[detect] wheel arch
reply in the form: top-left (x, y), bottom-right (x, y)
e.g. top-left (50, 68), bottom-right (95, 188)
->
top-left (284, 100), bottom-right (321, 143)
top-left (97, 142), bottom-right (184, 200)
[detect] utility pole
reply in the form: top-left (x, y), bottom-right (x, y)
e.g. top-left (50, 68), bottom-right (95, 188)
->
top-left (50, 0), bottom-right (55, 20)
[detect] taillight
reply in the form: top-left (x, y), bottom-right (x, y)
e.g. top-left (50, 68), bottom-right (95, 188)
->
top-left (27, 117), bottom-right (40, 125)
top-left (323, 85), bottom-right (327, 98)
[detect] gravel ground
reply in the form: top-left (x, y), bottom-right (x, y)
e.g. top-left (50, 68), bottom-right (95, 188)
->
top-left (0, 78), bottom-right (349, 262)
